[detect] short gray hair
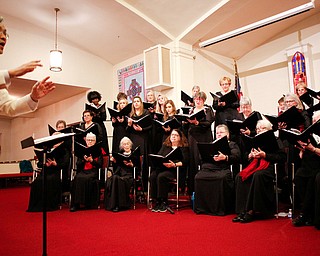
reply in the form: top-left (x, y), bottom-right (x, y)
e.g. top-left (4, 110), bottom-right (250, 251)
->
top-left (119, 136), bottom-right (133, 150)
top-left (240, 96), bottom-right (252, 106)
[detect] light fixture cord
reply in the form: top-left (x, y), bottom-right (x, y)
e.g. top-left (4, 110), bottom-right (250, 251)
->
top-left (54, 8), bottom-right (60, 50)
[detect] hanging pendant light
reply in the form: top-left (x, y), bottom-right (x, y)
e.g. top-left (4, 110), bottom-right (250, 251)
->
top-left (50, 8), bottom-right (62, 72)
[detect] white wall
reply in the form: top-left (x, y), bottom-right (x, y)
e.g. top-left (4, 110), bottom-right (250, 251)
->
top-left (239, 22), bottom-right (320, 115)
top-left (1, 15), bottom-right (114, 161)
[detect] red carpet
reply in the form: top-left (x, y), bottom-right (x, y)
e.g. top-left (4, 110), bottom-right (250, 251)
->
top-left (0, 186), bottom-right (319, 256)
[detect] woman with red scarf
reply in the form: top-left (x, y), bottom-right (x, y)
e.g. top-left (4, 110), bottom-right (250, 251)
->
top-left (70, 133), bottom-right (103, 212)
top-left (232, 120), bottom-right (286, 223)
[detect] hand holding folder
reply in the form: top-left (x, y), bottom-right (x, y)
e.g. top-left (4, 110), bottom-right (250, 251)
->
top-left (197, 136), bottom-right (230, 163)
top-left (149, 147), bottom-right (183, 168)
top-left (210, 90), bottom-right (238, 105)
top-left (175, 109), bottom-right (206, 123)
top-left (242, 130), bottom-right (279, 153)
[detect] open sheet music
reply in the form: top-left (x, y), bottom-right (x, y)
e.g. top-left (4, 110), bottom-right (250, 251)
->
top-left (197, 136), bottom-right (230, 163)
top-left (148, 147), bottom-right (183, 168)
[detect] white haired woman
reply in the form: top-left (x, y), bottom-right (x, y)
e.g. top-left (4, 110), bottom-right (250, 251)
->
top-left (70, 132), bottom-right (103, 212)
top-left (105, 137), bottom-right (140, 212)
top-left (233, 120), bottom-right (286, 223)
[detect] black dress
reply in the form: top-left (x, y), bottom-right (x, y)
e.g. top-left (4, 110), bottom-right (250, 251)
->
top-left (27, 145), bottom-right (70, 212)
top-left (71, 148), bottom-right (103, 209)
top-left (86, 103), bottom-right (110, 155)
top-left (111, 117), bottom-right (128, 154)
top-left (235, 139), bottom-right (286, 216)
top-left (127, 109), bottom-right (152, 190)
top-left (194, 141), bottom-right (240, 216)
top-left (149, 145), bottom-right (189, 201)
top-left (186, 106), bottom-right (215, 194)
top-left (212, 90), bottom-right (239, 127)
top-left (105, 150), bottom-right (139, 211)
top-left (294, 140), bottom-right (320, 224)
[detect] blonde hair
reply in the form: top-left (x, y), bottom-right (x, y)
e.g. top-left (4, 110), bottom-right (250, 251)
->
top-left (219, 76), bottom-right (231, 85)
top-left (284, 93), bottom-right (304, 110)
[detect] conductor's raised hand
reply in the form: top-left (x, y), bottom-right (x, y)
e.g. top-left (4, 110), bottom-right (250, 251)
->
top-left (8, 60), bottom-right (42, 78)
top-left (30, 76), bottom-right (55, 102)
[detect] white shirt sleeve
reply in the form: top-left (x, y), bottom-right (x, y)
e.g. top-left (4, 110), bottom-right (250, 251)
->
top-left (0, 70), bottom-right (11, 88)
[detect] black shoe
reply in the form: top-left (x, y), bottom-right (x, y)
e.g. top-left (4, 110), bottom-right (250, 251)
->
top-left (112, 207), bottom-right (119, 212)
top-left (240, 213), bottom-right (255, 223)
top-left (70, 206), bottom-right (76, 212)
top-left (152, 202), bottom-right (160, 212)
top-left (158, 202), bottom-right (168, 213)
top-left (292, 214), bottom-right (313, 227)
top-left (315, 225), bottom-right (320, 230)
top-left (232, 213), bottom-right (245, 223)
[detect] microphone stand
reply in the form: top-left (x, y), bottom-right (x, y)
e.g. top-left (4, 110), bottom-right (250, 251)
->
top-left (41, 148), bottom-right (48, 256)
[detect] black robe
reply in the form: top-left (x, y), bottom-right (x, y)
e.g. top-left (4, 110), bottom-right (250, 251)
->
top-left (27, 145), bottom-right (70, 212)
top-left (105, 150), bottom-right (140, 211)
top-left (212, 91), bottom-right (239, 127)
top-left (194, 141), bottom-right (240, 216)
top-left (235, 138), bottom-right (286, 215)
top-left (294, 140), bottom-right (320, 223)
top-left (149, 145), bottom-right (189, 201)
top-left (186, 106), bottom-right (215, 194)
top-left (71, 148), bottom-right (103, 209)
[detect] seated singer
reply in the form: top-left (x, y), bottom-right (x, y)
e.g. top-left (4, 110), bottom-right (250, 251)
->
top-left (194, 124), bottom-right (240, 216)
top-left (70, 132), bottom-right (103, 212)
top-left (149, 129), bottom-right (189, 213)
top-left (105, 137), bottom-right (139, 212)
top-left (233, 120), bottom-right (286, 223)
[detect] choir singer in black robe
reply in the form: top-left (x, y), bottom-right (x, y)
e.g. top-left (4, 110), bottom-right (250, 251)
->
top-left (194, 124), bottom-right (240, 216)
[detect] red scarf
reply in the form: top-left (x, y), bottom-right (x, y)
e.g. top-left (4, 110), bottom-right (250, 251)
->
top-left (239, 158), bottom-right (270, 181)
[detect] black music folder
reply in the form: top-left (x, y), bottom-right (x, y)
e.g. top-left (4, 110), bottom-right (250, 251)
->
top-left (154, 112), bottom-right (164, 121)
top-left (113, 101), bottom-right (118, 109)
top-left (264, 106), bottom-right (305, 130)
top-left (129, 114), bottom-right (152, 128)
top-left (180, 106), bottom-right (192, 114)
top-left (85, 102), bottom-right (106, 115)
top-left (175, 109), bottom-right (206, 122)
top-left (112, 146), bottom-right (140, 164)
top-left (307, 88), bottom-right (320, 98)
top-left (279, 119), bottom-right (320, 146)
top-left (181, 91), bottom-right (193, 105)
top-left (34, 142), bottom-right (65, 163)
top-left (197, 136), bottom-right (230, 163)
top-left (74, 141), bottom-right (102, 159)
top-left (75, 123), bottom-right (100, 138)
top-left (226, 111), bottom-right (261, 134)
top-left (210, 90), bottom-right (238, 105)
top-left (48, 124), bottom-right (72, 136)
top-left (148, 147), bottom-right (183, 168)
top-left (143, 102), bottom-right (155, 110)
top-left (307, 102), bottom-right (320, 115)
top-left (153, 117), bottom-right (181, 129)
top-left (107, 103), bottom-right (132, 118)
top-left (242, 130), bottom-right (279, 153)
top-left (299, 92), bottom-right (313, 107)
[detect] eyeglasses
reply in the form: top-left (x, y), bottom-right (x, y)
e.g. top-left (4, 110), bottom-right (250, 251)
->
top-left (0, 30), bottom-right (9, 40)
top-left (285, 100), bottom-right (295, 104)
top-left (86, 139), bottom-right (96, 142)
top-left (171, 133), bottom-right (180, 137)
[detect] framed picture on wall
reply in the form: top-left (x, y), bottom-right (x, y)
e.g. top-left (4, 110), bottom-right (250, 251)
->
top-left (117, 61), bottom-right (145, 102)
